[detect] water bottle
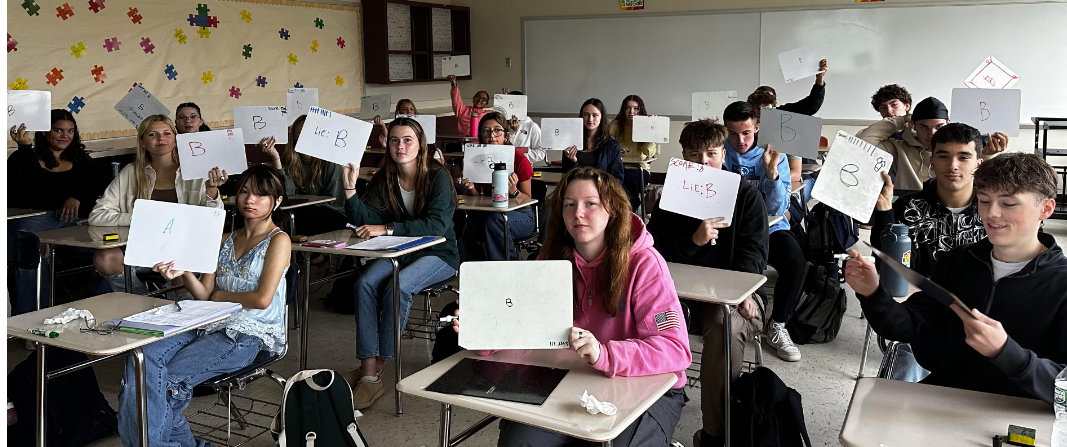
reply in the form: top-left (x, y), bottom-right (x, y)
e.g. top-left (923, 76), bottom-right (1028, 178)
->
top-left (492, 163), bottom-right (508, 208)
top-left (469, 111), bottom-right (481, 138)
top-left (879, 223), bottom-right (912, 297)
top-left (1054, 366), bottom-right (1067, 447)
top-left (111, 161), bottom-right (121, 180)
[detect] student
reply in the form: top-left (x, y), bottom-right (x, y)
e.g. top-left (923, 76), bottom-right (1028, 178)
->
top-left (722, 101), bottom-right (803, 362)
top-left (261, 114), bottom-right (347, 236)
top-left (871, 84), bottom-right (912, 119)
top-left (340, 117), bottom-right (459, 409)
top-left (561, 98), bottom-right (625, 185)
top-left (120, 165), bottom-right (291, 446)
top-left (89, 115), bottom-right (226, 294)
top-left (374, 98), bottom-right (417, 148)
top-left (501, 88), bottom-right (546, 167)
top-left (609, 95), bottom-right (659, 212)
top-left (447, 74), bottom-right (491, 136)
top-left (174, 102), bottom-right (211, 134)
top-left (457, 111), bottom-right (536, 261)
top-left (7, 110), bottom-right (99, 314)
top-left (845, 153), bottom-right (1067, 405)
top-left (646, 119), bottom-right (768, 447)
top-left (752, 58), bottom-right (828, 116)
top-left (456, 167), bottom-right (690, 446)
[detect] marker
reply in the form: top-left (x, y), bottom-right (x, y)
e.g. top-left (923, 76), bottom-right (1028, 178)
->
top-left (835, 253), bottom-right (874, 263)
top-left (29, 328), bottom-right (59, 338)
top-left (439, 315), bottom-right (459, 323)
top-left (346, 223), bottom-right (358, 231)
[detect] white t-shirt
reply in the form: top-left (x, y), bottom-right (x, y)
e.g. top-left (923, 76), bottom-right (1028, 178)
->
top-left (398, 178), bottom-right (416, 214)
top-left (991, 254), bottom-right (1029, 281)
top-left (947, 205), bottom-right (967, 214)
top-left (511, 119), bottom-right (549, 167)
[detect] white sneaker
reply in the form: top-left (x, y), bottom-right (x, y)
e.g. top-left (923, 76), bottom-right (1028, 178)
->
top-left (765, 321), bottom-right (801, 362)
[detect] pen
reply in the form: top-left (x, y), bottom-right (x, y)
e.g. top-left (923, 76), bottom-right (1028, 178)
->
top-left (346, 223), bottom-right (358, 231)
top-left (175, 301), bottom-right (183, 312)
top-left (29, 328), bottom-right (59, 338)
top-left (440, 315), bottom-right (459, 323)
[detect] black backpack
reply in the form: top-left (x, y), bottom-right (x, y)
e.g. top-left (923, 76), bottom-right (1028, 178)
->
top-left (786, 262), bottom-right (848, 344)
top-left (793, 202), bottom-right (858, 264)
top-left (272, 369), bottom-right (369, 447)
top-left (731, 367), bottom-right (812, 447)
top-left (7, 348), bottom-right (118, 447)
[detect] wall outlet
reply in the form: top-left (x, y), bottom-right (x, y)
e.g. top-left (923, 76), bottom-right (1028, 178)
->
top-left (505, 58), bottom-right (512, 68)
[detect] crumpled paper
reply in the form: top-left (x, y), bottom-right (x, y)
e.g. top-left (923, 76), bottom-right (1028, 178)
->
top-left (43, 308), bottom-right (95, 325)
top-left (578, 390), bottom-right (617, 416)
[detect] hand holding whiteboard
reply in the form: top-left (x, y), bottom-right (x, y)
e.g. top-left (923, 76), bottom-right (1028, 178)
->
top-left (176, 129), bottom-right (249, 179)
top-left (7, 90), bottom-right (51, 132)
top-left (631, 116), bottom-right (670, 144)
top-left (233, 106), bottom-right (288, 144)
top-left (950, 88), bottom-right (1022, 137)
top-left (463, 144), bottom-right (514, 184)
top-left (540, 118), bottom-right (582, 150)
top-left (691, 91), bottom-right (738, 122)
top-left (660, 158), bottom-right (742, 224)
top-left (396, 114), bottom-right (437, 144)
top-left (124, 200), bottom-right (226, 274)
top-left (295, 107), bottom-right (372, 167)
top-left (758, 108), bottom-right (823, 159)
top-left (360, 94), bottom-right (392, 120)
top-left (811, 131), bottom-right (893, 223)
top-left (778, 46), bottom-right (825, 83)
top-left (441, 55), bottom-right (470, 77)
top-left (286, 88), bottom-right (319, 126)
top-left (458, 260), bottom-right (573, 350)
top-left (493, 94), bottom-right (528, 121)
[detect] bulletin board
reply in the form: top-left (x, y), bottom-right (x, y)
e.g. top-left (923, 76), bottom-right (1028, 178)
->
top-left (7, 0), bottom-right (364, 140)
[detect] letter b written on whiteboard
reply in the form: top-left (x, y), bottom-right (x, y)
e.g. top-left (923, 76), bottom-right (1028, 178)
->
top-left (949, 88), bottom-right (1021, 137)
top-left (980, 102), bottom-right (990, 121)
top-left (188, 142), bottom-right (206, 156)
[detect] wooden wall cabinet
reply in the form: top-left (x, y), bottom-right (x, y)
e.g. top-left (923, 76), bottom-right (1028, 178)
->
top-left (363, 0), bottom-right (471, 84)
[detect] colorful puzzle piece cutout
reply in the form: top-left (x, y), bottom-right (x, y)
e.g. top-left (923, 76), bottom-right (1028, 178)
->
top-left (294, 82), bottom-right (303, 88)
top-left (207, 16), bottom-right (218, 27)
top-left (256, 76), bottom-right (267, 87)
top-left (70, 41), bottom-right (87, 58)
top-left (67, 96), bottom-right (86, 114)
top-left (165, 64), bottom-right (178, 80)
top-left (288, 53), bottom-right (298, 65)
top-left (279, 28), bottom-right (290, 40)
top-left (242, 44), bottom-right (252, 59)
top-left (229, 86), bottom-right (242, 99)
top-left (91, 65), bottom-right (106, 83)
top-left (140, 37), bottom-right (154, 54)
top-left (88, 0), bottom-right (104, 13)
top-left (335, 75), bottom-right (344, 87)
top-left (56, 3), bottom-right (74, 20)
top-left (240, 10), bottom-right (251, 23)
top-left (197, 3), bottom-right (209, 16)
top-left (22, 0), bottom-right (41, 17)
top-left (174, 28), bottom-right (187, 44)
top-left (198, 28), bottom-right (211, 39)
top-left (310, 40), bottom-right (319, 53)
top-left (187, 13), bottom-right (204, 27)
top-left (127, 7), bottom-right (141, 24)
top-left (9, 77), bottom-right (29, 90)
top-left (315, 18), bottom-right (324, 29)
top-left (201, 71), bottom-right (213, 84)
top-left (103, 37), bottom-right (120, 52)
top-left (45, 67), bottom-right (64, 86)
top-left (8, 34), bottom-right (18, 53)
top-left (337, 37), bottom-right (345, 49)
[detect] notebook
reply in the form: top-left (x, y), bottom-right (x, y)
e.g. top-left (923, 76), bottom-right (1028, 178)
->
top-left (425, 358), bottom-right (569, 405)
top-left (346, 236), bottom-right (437, 251)
top-left (114, 301), bottom-right (242, 337)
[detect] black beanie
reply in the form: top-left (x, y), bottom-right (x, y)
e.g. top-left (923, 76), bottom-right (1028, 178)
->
top-left (912, 97), bottom-right (949, 121)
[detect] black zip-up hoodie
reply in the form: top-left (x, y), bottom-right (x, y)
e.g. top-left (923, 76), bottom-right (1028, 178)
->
top-left (861, 233), bottom-right (1067, 405)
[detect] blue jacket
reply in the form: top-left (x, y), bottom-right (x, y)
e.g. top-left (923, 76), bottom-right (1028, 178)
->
top-left (562, 137), bottom-right (625, 185)
top-left (724, 142), bottom-right (791, 234)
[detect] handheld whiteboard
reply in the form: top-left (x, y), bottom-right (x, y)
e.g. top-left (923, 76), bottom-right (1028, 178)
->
top-left (493, 94), bottom-right (528, 121)
top-left (441, 55), bottom-right (471, 77)
top-left (631, 115), bottom-right (670, 144)
top-left (778, 46), bottom-right (824, 84)
top-left (124, 200), bottom-right (226, 274)
top-left (295, 107), bottom-right (372, 167)
top-left (360, 94), bottom-right (392, 120)
top-left (758, 108), bottom-right (823, 159)
top-left (950, 88), bottom-right (1022, 137)
top-left (113, 85), bottom-right (170, 128)
top-left (691, 91), bottom-right (738, 122)
top-left (286, 88), bottom-right (319, 126)
top-left (539, 118), bottom-right (583, 150)
top-left (458, 260), bottom-right (574, 350)
top-left (233, 106), bottom-right (288, 144)
top-left (463, 144), bottom-right (514, 183)
top-left (660, 158), bottom-right (742, 224)
top-left (964, 56), bottom-right (1019, 90)
top-left (395, 114), bottom-right (437, 144)
top-left (176, 129), bottom-right (249, 179)
top-left (811, 131), bottom-right (893, 223)
top-left (7, 90), bottom-right (51, 132)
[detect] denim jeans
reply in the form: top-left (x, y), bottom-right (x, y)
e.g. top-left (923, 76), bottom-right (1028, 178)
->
top-left (623, 167), bottom-right (651, 213)
top-left (459, 208), bottom-right (536, 261)
top-left (118, 330), bottom-right (261, 447)
top-left (7, 211), bottom-right (79, 315)
top-left (355, 256), bottom-right (456, 359)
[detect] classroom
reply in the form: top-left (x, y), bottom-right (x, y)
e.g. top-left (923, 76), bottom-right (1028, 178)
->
top-left (6, 0), bottom-right (1067, 446)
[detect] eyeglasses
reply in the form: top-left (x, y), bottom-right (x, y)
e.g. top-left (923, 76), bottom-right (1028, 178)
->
top-left (473, 96), bottom-right (489, 102)
top-left (176, 115), bottom-right (200, 121)
top-left (479, 128), bottom-right (506, 136)
top-left (79, 317), bottom-right (118, 335)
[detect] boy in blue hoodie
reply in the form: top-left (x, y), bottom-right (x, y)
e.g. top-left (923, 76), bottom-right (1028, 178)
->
top-left (723, 101), bottom-right (804, 362)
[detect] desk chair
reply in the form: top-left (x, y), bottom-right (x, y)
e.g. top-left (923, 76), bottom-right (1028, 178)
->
top-left (404, 209), bottom-right (464, 349)
top-left (516, 179), bottom-right (547, 259)
top-left (682, 301), bottom-right (764, 388)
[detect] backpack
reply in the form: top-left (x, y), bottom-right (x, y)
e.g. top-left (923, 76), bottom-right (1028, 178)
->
top-left (730, 367), bottom-right (812, 447)
top-left (786, 262), bottom-right (848, 344)
top-left (7, 348), bottom-right (118, 447)
top-left (793, 202), bottom-right (858, 264)
top-left (271, 369), bottom-right (369, 447)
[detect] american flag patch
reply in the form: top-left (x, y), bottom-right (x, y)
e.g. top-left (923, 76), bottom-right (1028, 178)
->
top-left (654, 311), bottom-right (680, 331)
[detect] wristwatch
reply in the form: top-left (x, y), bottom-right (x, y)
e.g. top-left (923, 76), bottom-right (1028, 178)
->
top-left (386, 223), bottom-right (394, 236)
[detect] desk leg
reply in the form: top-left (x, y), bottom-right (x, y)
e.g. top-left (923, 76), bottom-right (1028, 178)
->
top-left (291, 211), bottom-right (301, 330)
top-left (392, 258), bottom-right (403, 416)
top-left (47, 243), bottom-right (56, 308)
top-left (35, 343), bottom-right (46, 447)
top-left (502, 212), bottom-right (510, 261)
top-left (300, 254), bottom-right (312, 371)
top-left (36, 249), bottom-right (45, 312)
top-left (131, 348), bottom-right (149, 446)
top-left (439, 403), bottom-right (452, 447)
top-left (858, 323), bottom-right (872, 379)
top-left (722, 303), bottom-right (732, 447)
top-left (124, 264), bottom-right (133, 295)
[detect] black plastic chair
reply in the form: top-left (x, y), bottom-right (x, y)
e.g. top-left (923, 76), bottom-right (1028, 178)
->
top-left (517, 179), bottom-right (548, 258)
top-left (404, 208), bottom-right (465, 345)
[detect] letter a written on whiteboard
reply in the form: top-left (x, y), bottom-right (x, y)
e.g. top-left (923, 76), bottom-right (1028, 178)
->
top-left (125, 200), bottom-right (226, 273)
top-left (660, 158), bottom-right (742, 224)
top-left (458, 260), bottom-right (574, 350)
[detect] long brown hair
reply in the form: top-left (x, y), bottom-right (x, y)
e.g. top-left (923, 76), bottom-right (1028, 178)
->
top-left (580, 98), bottom-right (610, 152)
top-left (368, 117), bottom-right (456, 218)
top-left (133, 115), bottom-right (181, 204)
top-left (542, 167), bottom-right (633, 316)
top-left (478, 111), bottom-right (512, 145)
top-left (34, 109), bottom-right (90, 170)
top-left (283, 114), bottom-right (325, 190)
top-left (610, 95), bottom-right (648, 139)
top-left (394, 99), bottom-right (417, 116)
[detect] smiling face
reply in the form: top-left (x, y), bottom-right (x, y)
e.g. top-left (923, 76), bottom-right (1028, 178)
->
top-left (141, 121), bottom-right (176, 158)
top-left (932, 141), bottom-right (980, 193)
top-left (582, 104), bottom-right (602, 130)
top-left (914, 119), bottom-right (948, 149)
top-left (724, 119), bottom-right (759, 154)
top-left (175, 107), bottom-right (204, 133)
top-left (479, 119), bottom-right (508, 145)
top-left (877, 99), bottom-right (910, 119)
top-left (48, 120), bottom-right (76, 151)
top-left (562, 179), bottom-right (610, 250)
top-left (389, 124), bottom-right (422, 166)
top-left (977, 189), bottom-right (1054, 249)
top-left (472, 91), bottom-right (489, 109)
top-left (683, 144), bottom-right (725, 170)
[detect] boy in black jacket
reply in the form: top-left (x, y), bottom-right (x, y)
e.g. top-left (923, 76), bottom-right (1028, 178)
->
top-left (647, 119), bottom-right (769, 447)
top-left (845, 153), bottom-right (1067, 404)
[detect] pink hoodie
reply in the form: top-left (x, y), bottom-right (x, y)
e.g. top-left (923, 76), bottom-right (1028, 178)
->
top-left (450, 85), bottom-right (491, 136)
top-left (480, 214), bottom-right (692, 388)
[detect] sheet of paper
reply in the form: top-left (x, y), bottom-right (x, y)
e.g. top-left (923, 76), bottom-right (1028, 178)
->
top-left (964, 56), bottom-right (1019, 89)
top-left (659, 158), bottom-right (742, 224)
top-left (631, 115), bottom-right (670, 144)
top-left (176, 129), bottom-right (248, 179)
top-left (286, 88), bottom-right (319, 126)
top-left (441, 55), bottom-right (471, 77)
top-left (758, 108), bottom-right (823, 159)
top-left (295, 107), bottom-right (372, 167)
top-left (233, 106), bottom-right (288, 144)
top-left (113, 84), bottom-right (170, 128)
top-left (691, 91), bottom-right (738, 122)
top-left (811, 131), bottom-right (893, 222)
top-left (396, 114), bottom-right (437, 144)
top-left (7, 90), bottom-right (51, 131)
top-left (346, 236), bottom-right (423, 251)
top-left (124, 199), bottom-right (226, 273)
top-left (778, 46), bottom-right (824, 84)
top-left (950, 88), bottom-right (1022, 137)
top-left (493, 94), bottom-right (528, 121)
top-left (458, 260), bottom-right (574, 350)
top-left (360, 94), bottom-right (392, 120)
top-left (539, 118), bottom-right (583, 150)
top-left (122, 300), bottom-right (239, 327)
top-left (463, 144), bottom-right (515, 183)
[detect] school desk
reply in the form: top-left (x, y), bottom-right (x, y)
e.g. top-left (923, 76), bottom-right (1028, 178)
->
top-left (7, 293), bottom-right (232, 447)
top-left (792, 181), bottom-right (806, 195)
top-left (359, 167), bottom-right (378, 181)
top-left (801, 163), bottom-right (822, 173)
top-left (456, 195), bottom-right (538, 261)
top-left (34, 225), bottom-right (131, 309)
top-left (769, 215), bottom-right (784, 227)
top-left (8, 208), bottom-right (47, 220)
top-left (534, 171), bottom-right (563, 185)
top-left (840, 378), bottom-right (1052, 447)
top-left (397, 349), bottom-right (678, 447)
top-left (290, 231), bottom-right (445, 416)
top-left (666, 262), bottom-right (767, 447)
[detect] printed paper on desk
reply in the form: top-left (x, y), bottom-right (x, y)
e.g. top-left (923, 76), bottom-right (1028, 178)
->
top-left (233, 106), bottom-right (288, 144)
top-left (458, 260), bottom-right (573, 350)
top-left (964, 56), bottom-right (1019, 89)
top-left (493, 94), bottom-right (528, 121)
top-left (124, 200), bottom-right (226, 274)
top-left (7, 90), bottom-right (51, 131)
top-left (631, 115), bottom-right (670, 144)
top-left (691, 91), bottom-right (738, 122)
top-left (463, 144), bottom-right (514, 183)
top-left (778, 46), bottom-right (824, 83)
top-left (176, 129), bottom-right (249, 179)
top-left (114, 85), bottom-right (170, 128)
top-left (811, 131), bottom-right (893, 223)
top-left (286, 88), bottom-right (319, 126)
top-left (950, 88), bottom-right (1022, 137)
top-left (359, 94), bottom-right (392, 120)
top-left (441, 55), bottom-right (470, 77)
top-left (396, 114), bottom-right (437, 144)
top-left (540, 118), bottom-right (583, 150)
top-left (295, 107), bottom-right (372, 167)
top-left (660, 158), bottom-right (741, 224)
top-left (758, 108), bottom-right (823, 159)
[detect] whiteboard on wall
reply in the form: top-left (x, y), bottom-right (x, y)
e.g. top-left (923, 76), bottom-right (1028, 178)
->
top-left (523, 13), bottom-right (760, 116)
